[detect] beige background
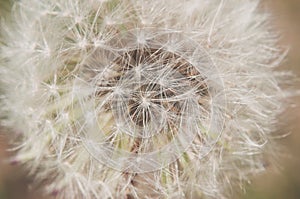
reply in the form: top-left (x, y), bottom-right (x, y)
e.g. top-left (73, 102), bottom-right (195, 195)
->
top-left (1, 0), bottom-right (300, 198)
top-left (242, 1), bottom-right (300, 198)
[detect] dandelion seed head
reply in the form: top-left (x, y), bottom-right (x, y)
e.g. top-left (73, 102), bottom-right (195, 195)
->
top-left (0, 0), bottom-right (291, 198)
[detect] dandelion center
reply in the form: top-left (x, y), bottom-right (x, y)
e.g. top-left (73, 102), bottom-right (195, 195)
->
top-left (81, 29), bottom-right (225, 173)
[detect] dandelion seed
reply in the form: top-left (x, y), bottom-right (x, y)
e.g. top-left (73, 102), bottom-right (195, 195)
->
top-left (0, 0), bottom-right (291, 198)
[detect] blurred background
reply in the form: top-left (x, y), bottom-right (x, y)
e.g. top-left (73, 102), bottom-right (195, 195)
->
top-left (242, 0), bottom-right (300, 198)
top-left (0, 0), bottom-right (300, 198)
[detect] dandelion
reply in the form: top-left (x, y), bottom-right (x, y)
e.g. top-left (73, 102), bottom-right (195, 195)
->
top-left (0, 0), bottom-right (291, 198)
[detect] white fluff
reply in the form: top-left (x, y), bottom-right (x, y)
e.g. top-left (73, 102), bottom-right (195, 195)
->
top-left (0, 0), bottom-right (290, 198)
